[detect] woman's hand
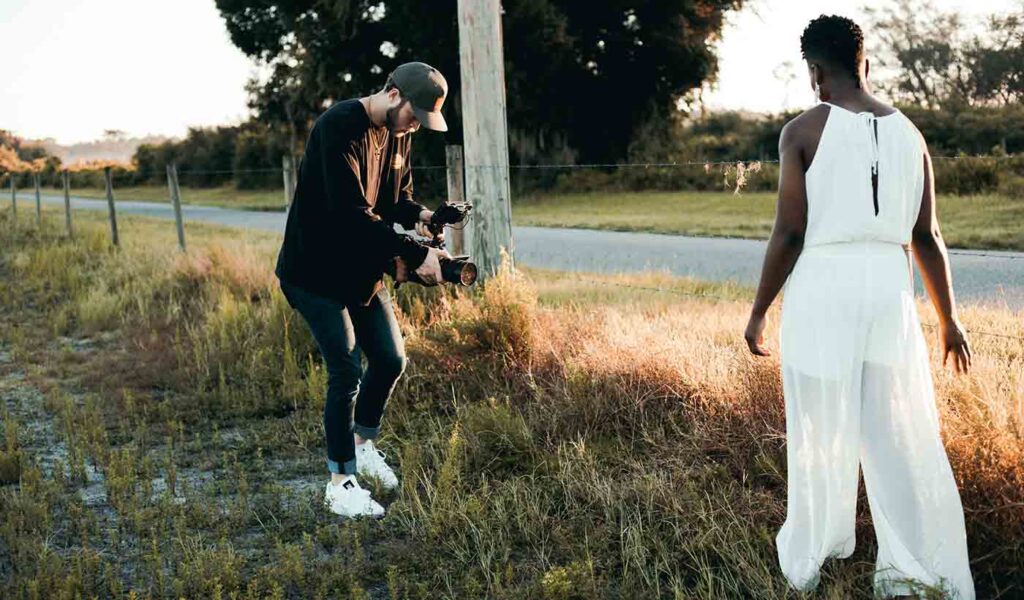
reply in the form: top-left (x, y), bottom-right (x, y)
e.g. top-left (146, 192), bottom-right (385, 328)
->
top-left (940, 319), bottom-right (972, 375)
top-left (744, 312), bottom-right (771, 357)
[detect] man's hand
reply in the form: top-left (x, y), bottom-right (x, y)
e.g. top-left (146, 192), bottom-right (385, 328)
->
top-left (415, 209), bottom-right (433, 236)
top-left (414, 247), bottom-right (451, 286)
top-left (393, 256), bottom-right (410, 284)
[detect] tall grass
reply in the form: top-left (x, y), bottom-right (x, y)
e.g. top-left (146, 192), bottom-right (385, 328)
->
top-left (0, 209), bottom-right (1020, 598)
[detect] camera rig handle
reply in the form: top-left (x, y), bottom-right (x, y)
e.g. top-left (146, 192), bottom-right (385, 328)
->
top-left (424, 202), bottom-right (472, 249)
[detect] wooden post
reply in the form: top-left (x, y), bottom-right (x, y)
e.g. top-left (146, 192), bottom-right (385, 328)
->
top-left (445, 145), bottom-right (466, 256)
top-left (103, 167), bottom-right (119, 247)
top-left (282, 154), bottom-right (297, 207)
top-left (9, 174), bottom-right (16, 225)
top-left (33, 172), bottom-right (42, 226)
top-left (62, 170), bottom-right (73, 238)
top-left (166, 163), bottom-right (187, 251)
top-left (457, 0), bottom-right (514, 280)
top-left (290, 155), bottom-right (297, 202)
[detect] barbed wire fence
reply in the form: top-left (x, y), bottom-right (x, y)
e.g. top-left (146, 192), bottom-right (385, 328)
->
top-left (0, 149), bottom-right (1021, 344)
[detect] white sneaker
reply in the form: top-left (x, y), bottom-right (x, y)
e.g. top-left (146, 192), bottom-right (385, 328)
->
top-left (355, 440), bottom-right (399, 490)
top-left (324, 475), bottom-right (385, 519)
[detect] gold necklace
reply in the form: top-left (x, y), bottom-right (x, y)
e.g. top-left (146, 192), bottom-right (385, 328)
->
top-left (369, 127), bottom-right (388, 155)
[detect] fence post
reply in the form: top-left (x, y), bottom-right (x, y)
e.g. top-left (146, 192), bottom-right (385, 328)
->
top-left (166, 163), bottom-right (186, 251)
top-left (9, 173), bottom-right (16, 225)
top-left (33, 172), bottom-right (42, 227)
top-left (445, 145), bottom-right (466, 256)
top-left (282, 154), bottom-right (296, 207)
top-left (103, 167), bottom-right (119, 247)
top-left (62, 170), bottom-right (73, 238)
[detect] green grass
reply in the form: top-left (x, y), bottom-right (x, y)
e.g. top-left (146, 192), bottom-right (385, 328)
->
top-left (515, 190), bottom-right (779, 239)
top-left (513, 190), bottom-right (1024, 251)
top-left (29, 184), bottom-right (289, 212)
top-left (0, 208), bottom-right (1020, 599)
top-left (933, 193), bottom-right (1024, 251)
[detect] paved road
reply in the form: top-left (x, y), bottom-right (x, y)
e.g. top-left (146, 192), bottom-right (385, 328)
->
top-left (514, 227), bottom-right (1024, 310)
top-left (31, 193), bottom-right (1024, 309)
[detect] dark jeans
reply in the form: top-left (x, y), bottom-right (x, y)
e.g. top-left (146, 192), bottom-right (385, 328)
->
top-left (280, 280), bottom-right (407, 475)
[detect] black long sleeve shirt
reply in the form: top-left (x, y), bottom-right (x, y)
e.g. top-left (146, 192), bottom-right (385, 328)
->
top-left (275, 99), bottom-right (429, 305)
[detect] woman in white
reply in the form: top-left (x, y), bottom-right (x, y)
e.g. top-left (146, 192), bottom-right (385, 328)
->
top-left (743, 15), bottom-right (974, 599)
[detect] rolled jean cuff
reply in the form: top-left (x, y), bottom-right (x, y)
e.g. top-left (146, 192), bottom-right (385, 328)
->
top-left (352, 422), bottom-right (382, 440)
top-left (327, 456), bottom-right (358, 475)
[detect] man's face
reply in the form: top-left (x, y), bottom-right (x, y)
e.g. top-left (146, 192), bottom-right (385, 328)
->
top-left (385, 89), bottom-right (421, 138)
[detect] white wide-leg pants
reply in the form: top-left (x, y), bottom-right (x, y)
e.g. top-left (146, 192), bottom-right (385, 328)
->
top-left (777, 242), bottom-right (974, 599)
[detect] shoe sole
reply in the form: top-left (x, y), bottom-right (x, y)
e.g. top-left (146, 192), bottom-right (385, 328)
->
top-left (335, 512), bottom-right (386, 520)
top-left (325, 505), bottom-right (386, 520)
top-left (324, 498), bottom-right (386, 520)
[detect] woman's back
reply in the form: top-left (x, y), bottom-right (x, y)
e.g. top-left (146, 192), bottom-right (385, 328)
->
top-left (804, 102), bottom-right (924, 248)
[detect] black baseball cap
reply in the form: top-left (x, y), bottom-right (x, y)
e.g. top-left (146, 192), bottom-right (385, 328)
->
top-left (389, 62), bottom-right (448, 132)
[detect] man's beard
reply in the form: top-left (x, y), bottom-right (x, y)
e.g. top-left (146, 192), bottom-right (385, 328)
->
top-left (385, 101), bottom-right (408, 137)
top-left (385, 103), bottom-right (401, 135)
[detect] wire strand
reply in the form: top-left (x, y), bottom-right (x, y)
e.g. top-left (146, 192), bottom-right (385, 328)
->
top-left (4, 152), bottom-right (1016, 178)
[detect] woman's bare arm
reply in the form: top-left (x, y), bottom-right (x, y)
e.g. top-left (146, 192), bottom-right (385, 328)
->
top-left (745, 121), bottom-right (808, 356)
top-left (910, 142), bottom-right (972, 373)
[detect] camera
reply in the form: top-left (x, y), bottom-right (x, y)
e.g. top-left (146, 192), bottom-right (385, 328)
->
top-left (436, 255), bottom-right (478, 286)
top-left (391, 202), bottom-right (477, 286)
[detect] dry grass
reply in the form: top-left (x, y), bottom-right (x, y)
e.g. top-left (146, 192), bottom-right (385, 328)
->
top-left (0, 208), bottom-right (1020, 599)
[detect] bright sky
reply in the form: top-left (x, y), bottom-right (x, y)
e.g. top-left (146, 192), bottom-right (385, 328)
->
top-left (1, 0), bottom-right (1018, 145)
top-left (0, 0), bottom-right (254, 144)
top-left (704, 0), bottom-right (1020, 112)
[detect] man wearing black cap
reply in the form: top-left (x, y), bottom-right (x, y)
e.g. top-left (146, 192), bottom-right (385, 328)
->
top-left (276, 62), bottom-right (450, 518)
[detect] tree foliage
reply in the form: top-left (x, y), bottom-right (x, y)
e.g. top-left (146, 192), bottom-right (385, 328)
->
top-left (865, 0), bottom-right (1024, 108)
top-left (214, 0), bottom-right (744, 164)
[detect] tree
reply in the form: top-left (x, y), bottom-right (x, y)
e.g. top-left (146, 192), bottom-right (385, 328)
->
top-left (0, 130), bottom-right (59, 174)
top-left (865, 0), bottom-right (1024, 108)
top-left (215, 0), bottom-right (744, 164)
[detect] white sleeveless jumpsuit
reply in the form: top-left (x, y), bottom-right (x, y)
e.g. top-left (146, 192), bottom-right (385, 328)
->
top-left (777, 102), bottom-right (974, 599)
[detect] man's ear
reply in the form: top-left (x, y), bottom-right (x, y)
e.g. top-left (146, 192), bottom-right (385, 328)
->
top-left (387, 87), bottom-right (403, 107)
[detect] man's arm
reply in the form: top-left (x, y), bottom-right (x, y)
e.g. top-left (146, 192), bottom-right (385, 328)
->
top-left (745, 120), bottom-right (809, 356)
top-left (318, 122), bottom-right (428, 270)
top-left (910, 139), bottom-right (972, 373)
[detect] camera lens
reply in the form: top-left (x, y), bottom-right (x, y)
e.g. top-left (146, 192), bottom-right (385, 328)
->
top-left (439, 257), bottom-right (477, 286)
top-left (459, 262), bottom-right (478, 286)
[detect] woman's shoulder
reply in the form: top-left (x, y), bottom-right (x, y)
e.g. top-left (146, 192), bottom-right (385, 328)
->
top-left (786, 103), bottom-right (832, 130)
top-left (779, 104), bottom-right (831, 154)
